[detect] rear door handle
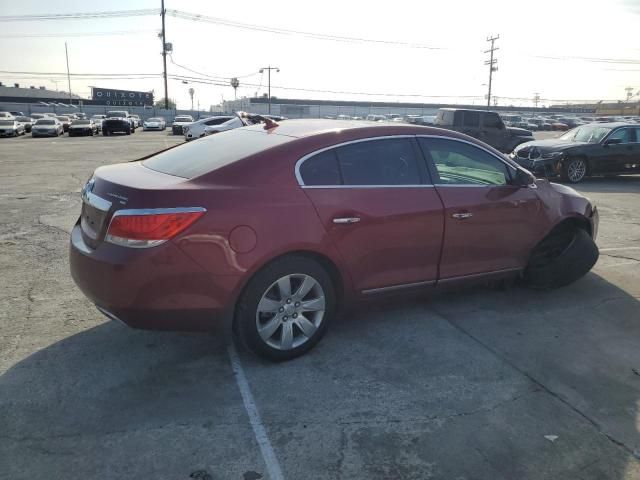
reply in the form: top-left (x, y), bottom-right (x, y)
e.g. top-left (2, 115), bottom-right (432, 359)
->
top-left (333, 217), bottom-right (361, 224)
top-left (452, 212), bottom-right (473, 220)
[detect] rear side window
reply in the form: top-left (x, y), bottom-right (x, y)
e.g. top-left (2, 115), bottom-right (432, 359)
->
top-left (608, 128), bottom-right (631, 143)
top-left (299, 150), bottom-right (341, 186)
top-left (336, 138), bottom-right (421, 185)
top-left (463, 112), bottom-right (480, 127)
top-left (143, 129), bottom-right (292, 179)
top-left (204, 117), bottom-right (232, 126)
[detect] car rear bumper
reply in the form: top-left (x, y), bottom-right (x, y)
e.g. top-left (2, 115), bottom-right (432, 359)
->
top-left (69, 221), bottom-right (241, 331)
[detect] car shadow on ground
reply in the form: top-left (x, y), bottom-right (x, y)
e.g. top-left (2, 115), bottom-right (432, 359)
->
top-left (569, 175), bottom-right (640, 193)
top-left (2, 272), bottom-right (640, 479)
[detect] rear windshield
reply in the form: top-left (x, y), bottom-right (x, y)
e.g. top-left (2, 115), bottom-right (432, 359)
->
top-left (73, 120), bottom-right (90, 125)
top-left (175, 116), bottom-right (193, 122)
top-left (107, 111), bottom-right (127, 118)
top-left (36, 119), bottom-right (55, 125)
top-left (143, 128), bottom-right (292, 179)
top-left (56, 116), bottom-right (69, 121)
top-left (147, 118), bottom-right (162, 122)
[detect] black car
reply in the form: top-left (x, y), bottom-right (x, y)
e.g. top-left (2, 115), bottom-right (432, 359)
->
top-left (102, 110), bottom-right (134, 136)
top-left (434, 108), bottom-right (534, 153)
top-left (511, 123), bottom-right (640, 183)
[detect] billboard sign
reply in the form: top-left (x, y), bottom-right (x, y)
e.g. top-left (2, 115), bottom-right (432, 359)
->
top-left (91, 87), bottom-right (154, 106)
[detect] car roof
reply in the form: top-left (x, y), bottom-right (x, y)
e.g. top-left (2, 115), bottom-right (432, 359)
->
top-left (581, 122), bottom-right (631, 128)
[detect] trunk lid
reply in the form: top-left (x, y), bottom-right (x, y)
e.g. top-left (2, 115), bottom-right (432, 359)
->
top-left (79, 162), bottom-right (193, 249)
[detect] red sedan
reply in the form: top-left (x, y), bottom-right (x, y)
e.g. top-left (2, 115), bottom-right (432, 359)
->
top-left (70, 119), bottom-right (599, 360)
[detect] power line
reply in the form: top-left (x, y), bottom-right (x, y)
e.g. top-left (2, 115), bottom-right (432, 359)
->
top-left (167, 9), bottom-right (445, 50)
top-left (0, 9), bottom-right (158, 21)
top-left (0, 29), bottom-right (158, 38)
top-left (168, 54), bottom-right (259, 81)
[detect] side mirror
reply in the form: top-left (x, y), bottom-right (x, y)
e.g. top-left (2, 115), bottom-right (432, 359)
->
top-left (603, 138), bottom-right (622, 146)
top-left (514, 168), bottom-right (535, 187)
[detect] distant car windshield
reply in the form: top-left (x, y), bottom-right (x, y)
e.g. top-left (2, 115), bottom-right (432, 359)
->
top-left (561, 125), bottom-right (611, 143)
top-left (36, 119), bottom-right (55, 125)
top-left (175, 116), bottom-right (193, 122)
top-left (16, 116), bottom-right (31, 121)
top-left (147, 118), bottom-right (162, 122)
top-left (56, 117), bottom-right (69, 121)
top-left (0, 120), bottom-right (15, 126)
top-left (73, 120), bottom-right (90, 125)
top-left (107, 112), bottom-right (127, 118)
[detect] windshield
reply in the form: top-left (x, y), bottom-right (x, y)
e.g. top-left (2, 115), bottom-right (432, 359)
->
top-left (72, 120), bottom-right (90, 125)
top-left (35, 119), bottom-right (55, 125)
top-left (147, 118), bottom-right (162, 122)
top-left (56, 117), bottom-right (69, 121)
top-left (175, 116), bottom-right (193, 122)
top-left (107, 112), bottom-right (127, 118)
top-left (0, 120), bottom-right (15, 126)
top-left (560, 125), bottom-right (611, 143)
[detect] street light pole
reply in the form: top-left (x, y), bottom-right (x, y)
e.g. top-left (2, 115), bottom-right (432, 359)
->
top-left (259, 66), bottom-right (279, 114)
top-left (161, 0), bottom-right (169, 109)
top-left (65, 42), bottom-right (72, 105)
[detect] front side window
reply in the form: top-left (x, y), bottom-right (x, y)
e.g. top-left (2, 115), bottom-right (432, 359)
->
top-left (483, 113), bottom-right (503, 128)
top-left (463, 111), bottom-right (480, 127)
top-left (607, 128), bottom-right (631, 143)
top-left (419, 138), bottom-right (510, 186)
top-left (336, 138), bottom-right (421, 186)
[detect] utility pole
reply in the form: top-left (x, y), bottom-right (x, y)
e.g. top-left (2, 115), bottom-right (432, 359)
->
top-left (484, 35), bottom-right (499, 108)
top-left (533, 92), bottom-right (540, 108)
top-left (625, 87), bottom-right (634, 102)
top-left (259, 66), bottom-right (279, 114)
top-left (160, 0), bottom-right (168, 109)
top-left (188, 87), bottom-right (194, 111)
top-left (65, 42), bottom-right (72, 105)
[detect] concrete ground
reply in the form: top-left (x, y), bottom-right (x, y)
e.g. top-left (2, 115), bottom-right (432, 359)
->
top-left (1, 130), bottom-right (640, 480)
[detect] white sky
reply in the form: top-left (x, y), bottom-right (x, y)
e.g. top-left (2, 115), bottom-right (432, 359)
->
top-left (1, 0), bottom-right (639, 109)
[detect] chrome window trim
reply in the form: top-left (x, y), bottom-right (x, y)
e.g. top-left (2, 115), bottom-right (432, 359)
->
top-left (294, 135), bottom-right (418, 187)
top-left (294, 134), bottom-right (519, 188)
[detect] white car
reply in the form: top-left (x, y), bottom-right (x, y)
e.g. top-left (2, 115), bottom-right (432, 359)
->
top-left (183, 115), bottom-right (234, 141)
top-left (90, 115), bottom-right (106, 132)
top-left (0, 111), bottom-right (15, 119)
top-left (0, 119), bottom-right (26, 137)
top-left (142, 117), bottom-right (166, 131)
top-left (171, 115), bottom-right (194, 135)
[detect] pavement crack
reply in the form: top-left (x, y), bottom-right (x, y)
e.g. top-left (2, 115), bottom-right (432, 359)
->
top-left (37, 215), bottom-right (70, 237)
top-left (601, 252), bottom-right (640, 262)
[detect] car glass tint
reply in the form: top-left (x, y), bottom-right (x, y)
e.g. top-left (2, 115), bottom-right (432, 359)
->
top-left (299, 150), bottom-right (341, 186)
top-left (419, 138), bottom-right (508, 186)
top-left (36, 120), bottom-right (55, 125)
top-left (607, 128), bottom-right (630, 143)
top-left (463, 112), bottom-right (480, 127)
top-left (573, 126), bottom-right (611, 143)
top-left (204, 117), bottom-right (232, 126)
top-left (143, 129), bottom-right (292, 179)
top-left (483, 113), bottom-right (502, 128)
top-left (335, 138), bottom-right (421, 186)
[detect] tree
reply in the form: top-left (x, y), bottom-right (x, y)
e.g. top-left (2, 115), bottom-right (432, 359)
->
top-left (154, 98), bottom-right (176, 109)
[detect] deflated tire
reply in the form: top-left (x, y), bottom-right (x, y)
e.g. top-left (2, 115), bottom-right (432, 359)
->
top-left (526, 228), bottom-right (599, 289)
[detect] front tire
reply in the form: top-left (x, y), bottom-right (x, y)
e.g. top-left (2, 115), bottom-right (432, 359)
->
top-left (562, 157), bottom-right (588, 183)
top-left (526, 228), bottom-right (598, 289)
top-left (235, 256), bottom-right (336, 361)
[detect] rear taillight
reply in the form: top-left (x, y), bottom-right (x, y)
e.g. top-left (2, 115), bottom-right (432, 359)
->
top-left (105, 208), bottom-right (205, 248)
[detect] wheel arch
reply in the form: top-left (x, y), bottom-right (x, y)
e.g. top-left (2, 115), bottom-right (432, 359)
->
top-left (544, 214), bottom-right (593, 240)
top-left (561, 153), bottom-right (592, 176)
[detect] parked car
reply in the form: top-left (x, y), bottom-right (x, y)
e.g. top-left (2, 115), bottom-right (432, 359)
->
top-left (435, 108), bottom-right (533, 152)
top-left (76, 112), bottom-right (87, 120)
top-left (529, 118), bottom-right (551, 131)
top-left (183, 115), bottom-right (234, 140)
top-left (511, 122), bottom-right (640, 183)
top-left (0, 111), bottom-right (14, 119)
top-left (129, 114), bottom-right (141, 128)
top-left (55, 116), bottom-right (72, 132)
top-left (366, 114), bottom-right (387, 122)
top-left (68, 119), bottom-right (98, 136)
top-left (15, 116), bottom-right (33, 133)
top-left (9, 111), bottom-right (24, 117)
top-left (558, 117), bottom-right (584, 129)
top-left (0, 119), bottom-right (26, 137)
top-left (203, 117), bottom-right (247, 137)
top-left (549, 121), bottom-right (569, 131)
top-left (70, 119), bottom-right (599, 361)
top-left (171, 115), bottom-right (194, 135)
top-left (103, 111), bottom-right (135, 135)
top-left (90, 115), bottom-right (105, 132)
top-left (142, 117), bottom-right (166, 131)
top-left (31, 118), bottom-right (64, 137)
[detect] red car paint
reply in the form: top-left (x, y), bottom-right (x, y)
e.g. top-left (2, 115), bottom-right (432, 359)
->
top-left (70, 120), bottom-right (598, 330)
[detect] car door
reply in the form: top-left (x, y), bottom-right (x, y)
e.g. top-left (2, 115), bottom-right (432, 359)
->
top-left (299, 136), bottom-right (445, 293)
top-left (460, 111), bottom-right (481, 140)
top-left (417, 137), bottom-right (545, 279)
top-left (480, 112), bottom-right (509, 151)
top-left (630, 128), bottom-right (640, 173)
top-left (591, 127), bottom-right (634, 174)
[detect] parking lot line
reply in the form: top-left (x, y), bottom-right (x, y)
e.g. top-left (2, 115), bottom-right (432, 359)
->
top-left (227, 344), bottom-right (285, 480)
top-left (599, 247), bottom-right (640, 252)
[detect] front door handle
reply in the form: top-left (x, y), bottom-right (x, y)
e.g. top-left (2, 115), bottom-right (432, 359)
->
top-left (333, 217), bottom-right (361, 224)
top-left (452, 212), bottom-right (473, 220)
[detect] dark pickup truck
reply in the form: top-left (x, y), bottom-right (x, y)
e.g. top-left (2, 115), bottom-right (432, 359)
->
top-left (434, 108), bottom-right (533, 153)
top-left (102, 110), bottom-right (135, 136)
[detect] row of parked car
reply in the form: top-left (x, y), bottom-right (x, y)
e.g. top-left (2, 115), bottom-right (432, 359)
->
top-left (500, 113), bottom-right (640, 131)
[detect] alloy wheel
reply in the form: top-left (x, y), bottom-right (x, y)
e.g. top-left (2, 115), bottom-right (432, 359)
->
top-left (255, 273), bottom-right (326, 350)
top-left (567, 159), bottom-right (586, 182)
